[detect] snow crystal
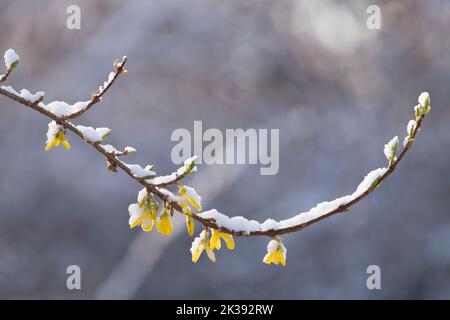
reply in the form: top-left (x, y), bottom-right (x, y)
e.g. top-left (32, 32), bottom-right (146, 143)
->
top-left (181, 185), bottom-right (202, 208)
top-left (101, 144), bottom-right (119, 154)
top-left (403, 137), bottom-right (409, 147)
top-left (137, 188), bottom-right (148, 204)
top-left (351, 167), bottom-right (387, 199)
top-left (151, 156), bottom-right (198, 185)
top-left (199, 167), bottom-right (387, 233)
top-left (0, 86), bottom-right (44, 102)
top-left (267, 239), bottom-right (286, 254)
top-left (190, 230), bottom-right (207, 254)
top-left (46, 121), bottom-right (62, 143)
top-left (76, 125), bottom-right (111, 143)
top-left (124, 146), bottom-right (137, 154)
top-left (126, 164), bottom-right (156, 179)
top-left (43, 101), bottom-right (89, 117)
top-left (157, 187), bottom-right (179, 203)
top-left (151, 173), bottom-right (178, 185)
top-left (260, 219), bottom-right (279, 232)
top-left (418, 92), bottom-right (430, 106)
top-left (99, 72), bottom-right (115, 92)
top-left (198, 209), bottom-right (260, 235)
top-left (407, 120), bottom-right (417, 136)
top-left (4, 49), bottom-right (19, 69)
top-left (383, 136), bottom-right (399, 160)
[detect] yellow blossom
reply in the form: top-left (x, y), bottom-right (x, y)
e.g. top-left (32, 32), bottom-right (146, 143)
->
top-left (156, 209), bottom-right (173, 235)
top-left (210, 229), bottom-right (235, 250)
top-left (45, 131), bottom-right (70, 151)
top-left (185, 208), bottom-right (195, 236)
top-left (128, 203), bottom-right (154, 232)
top-left (179, 185), bottom-right (202, 212)
top-left (191, 230), bottom-right (216, 263)
top-left (45, 121), bottom-right (70, 152)
top-left (263, 239), bottom-right (287, 266)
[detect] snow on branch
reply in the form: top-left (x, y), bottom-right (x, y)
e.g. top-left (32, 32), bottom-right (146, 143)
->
top-left (0, 48), bottom-right (431, 266)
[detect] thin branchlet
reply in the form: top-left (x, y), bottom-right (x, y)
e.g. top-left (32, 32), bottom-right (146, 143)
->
top-left (0, 53), bottom-right (429, 244)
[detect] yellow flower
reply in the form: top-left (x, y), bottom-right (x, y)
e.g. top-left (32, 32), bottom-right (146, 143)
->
top-left (45, 131), bottom-right (70, 151)
top-left (210, 229), bottom-right (235, 250)
top-left (191, 230), bottom-right (216, 263)
top-left (263, 239), bottom-right (287, 266)
top-left (179, 185), bottom-right (202, 212)
top-left (185, 208), bottom-right (195, 236)
top-left (128, 203), bottom-right (154, 232)
top-left (45, 121), bottom-right (70, 152)
top-left (156, 210), bottom-right (173, 235)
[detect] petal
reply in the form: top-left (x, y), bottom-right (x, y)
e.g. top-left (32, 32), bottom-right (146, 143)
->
top-left (186, 216), bottom-right (195, 237)
top-left (128, 214), bottom-right (141, 229)
top-left (210, 230), bottom-right (221, 250)
top-left (188, 197), bottom-right (202, 211)
top-left (45, 139), bottom-right (56, 152)
top-left (158, 213), bottom-right (173, 235)
top-left (206, 248), bottom-right (216, 263)
top-left (263, 251), bottom-right (276, 265)
top-left (220, 233), bottom-right (235, 250)
top-left (61, 137), bottom-right (71, 150)
top-left (192, 246), bottom-right (204, 263)
top-left (141, 217), bottom-right (153, 232)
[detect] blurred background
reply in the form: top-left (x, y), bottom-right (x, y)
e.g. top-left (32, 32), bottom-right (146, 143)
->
top-left (0, 0), bottom-right (449, 299)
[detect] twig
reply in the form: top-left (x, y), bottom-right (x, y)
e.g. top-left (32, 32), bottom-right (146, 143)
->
top-left (0, 55), bottom-right (428, 239)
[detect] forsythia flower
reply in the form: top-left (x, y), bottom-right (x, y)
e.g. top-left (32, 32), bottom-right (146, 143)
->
top-left (128, 203), bottom-right (154, 232)
top-left (263, 239), bottom-right (287, 266)
top-left (179, 185), bottom-right (202, 212)
top-left (191, 230), bottom-right (216, 263)
top-left (45, 121), bottom-right (70, 151)
top-left (185, 207), bottom-right (195, 236)
top-left (156, 209), bottom-right (173, 235)
top-left (129, 188), bottom-right (158, 232)
top-left (210, 229), bottom-right (235, 250)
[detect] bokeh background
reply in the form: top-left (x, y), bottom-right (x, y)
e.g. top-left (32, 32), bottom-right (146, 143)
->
top-left (0, 0), bottom-right (449, 299)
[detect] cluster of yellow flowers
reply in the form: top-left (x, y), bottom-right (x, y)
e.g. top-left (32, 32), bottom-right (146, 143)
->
top-left (128, 188), bottom-right (174, 235)
top-left (190, 229), bottom-right (235, 263)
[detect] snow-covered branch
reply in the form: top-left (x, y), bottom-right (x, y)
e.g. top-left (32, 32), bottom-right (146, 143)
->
top-left (0, 48), bottom-right (431, 266)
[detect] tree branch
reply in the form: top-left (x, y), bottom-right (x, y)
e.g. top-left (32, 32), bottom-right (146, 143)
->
top-left (0, 53), bottom-right (429, 241)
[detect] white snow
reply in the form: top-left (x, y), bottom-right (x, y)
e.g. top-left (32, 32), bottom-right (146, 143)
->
top-left (150, 156), bottom-right (198, 185)
top-left (126, 164), bottom-right (156, 179)
top-left (190, 230), bottom-right (207, 254)
top-left (418, 92), bottom-right (430, 106)
top-left (407, 120), bottom-right (417, 136)
top-left (180, 185), bottom-right (202, 209)
top-left (76, 125), bottom-right (111, 143)
top-left (46, 121), bottom-right (62, 144)
top-left (403, 137), bottom-right (409, 148)
top-left (128, 203), bottom-right (143, 216)
top-left (156, 187), bottom-right (179, 203)
top-left (124, 146), bottom-right (137, 154)
top-left (99, 72), bottom-right (115, 92)
top-left (42, 100), bottom-right (89, 117)
top-left (101, 144), bottom-right (119, 154)
top-left (266, 239), bottom-right (286, 254)
top-left (0, 86), bottom-right (44, 102)
top-left (198, 167), bottom-right (387, 233)
top-left (137, 188), bottom-right (148, 204)
top-left (198, 209), bottom-right (261, 235)
top-left (4, 49), bottom-right (19, 69)
top-left (383, 136), bottom-right (399, 161)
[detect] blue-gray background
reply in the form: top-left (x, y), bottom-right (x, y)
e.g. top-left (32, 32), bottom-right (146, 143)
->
top-left (0, 0), bottom-right (449, 299)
